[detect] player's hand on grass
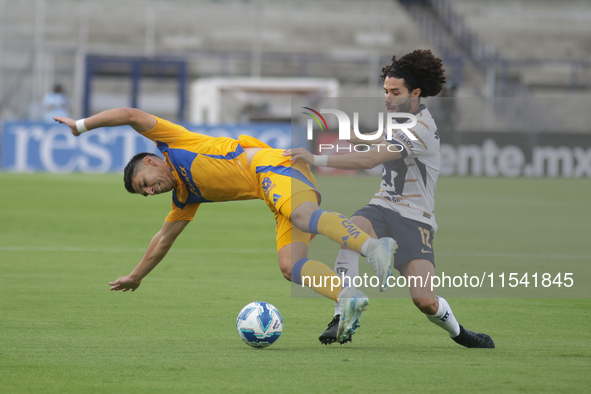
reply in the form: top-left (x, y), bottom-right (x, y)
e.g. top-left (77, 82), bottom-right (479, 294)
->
top-left (283, 148), bottom-right (314, 165)
top-left (109, 275), bottom-right (142, 292)
top-left (53, 116), bottom-right (81, 136)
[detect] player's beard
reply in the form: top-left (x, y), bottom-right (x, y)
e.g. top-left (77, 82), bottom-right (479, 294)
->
top-left (387, 96), bottom-right (412, 113)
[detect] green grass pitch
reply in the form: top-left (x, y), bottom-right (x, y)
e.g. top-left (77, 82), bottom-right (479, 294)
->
top-left (0, 172), bottom-right (590, 393)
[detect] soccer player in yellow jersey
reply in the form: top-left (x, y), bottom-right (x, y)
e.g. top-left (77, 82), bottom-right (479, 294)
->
top-left (54, 107), bottom-right (396, 344)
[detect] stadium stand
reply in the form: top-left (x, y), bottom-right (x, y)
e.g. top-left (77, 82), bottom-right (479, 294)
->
top-left (0, 0), bottom-right (589, 123)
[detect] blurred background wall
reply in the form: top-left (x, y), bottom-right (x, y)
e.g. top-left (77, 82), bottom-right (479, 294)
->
top-left (1, 0), bottom-right (590, 176)
top-left (1, 0), bottom-right (589, 121)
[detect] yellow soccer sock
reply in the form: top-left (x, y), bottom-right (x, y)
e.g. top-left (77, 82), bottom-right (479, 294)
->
top-left (308, 210), bottom-right (371, 254)
top-left (291, 258), bottom-right (341, 301)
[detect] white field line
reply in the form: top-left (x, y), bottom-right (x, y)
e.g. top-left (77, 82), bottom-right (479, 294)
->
top-left (0, 246), bottom-right (590, 260)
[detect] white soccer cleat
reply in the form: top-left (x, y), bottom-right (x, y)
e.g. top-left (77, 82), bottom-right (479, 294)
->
top-left (366, 237), bottom-right (397, 292)
top-left (337, 288), bottom-right (369, 344)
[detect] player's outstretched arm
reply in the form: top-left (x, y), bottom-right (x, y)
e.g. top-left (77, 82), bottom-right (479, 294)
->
top-left (284, 145), bottom-right (403, 170)
top-left (347, 130), bottom-right (385, 145)
top-left (109, 219), bottom-right (190, 292)
top-left (53, 107), bottom-right (157, 137)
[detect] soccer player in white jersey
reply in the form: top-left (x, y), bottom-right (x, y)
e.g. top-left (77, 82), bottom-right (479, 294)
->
top-left (285, 49), bottom-right (494, 348)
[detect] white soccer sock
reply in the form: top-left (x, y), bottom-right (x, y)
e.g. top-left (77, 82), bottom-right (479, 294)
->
top-left (425, 296), bottom-right (461, 337)
top-left (333, 248), bottom-right (360, 316)
top-left (360, 239), bottom-right (370, 257)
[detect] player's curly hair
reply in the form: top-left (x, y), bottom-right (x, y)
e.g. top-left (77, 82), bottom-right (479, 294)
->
top-left (123, 152), bottom-right (159, 194)
top-left (381, 49), bottom-right (446, 97)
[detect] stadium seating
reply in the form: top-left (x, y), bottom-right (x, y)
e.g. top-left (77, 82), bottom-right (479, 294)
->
top-left (0, 0), bottom-right (589, 121)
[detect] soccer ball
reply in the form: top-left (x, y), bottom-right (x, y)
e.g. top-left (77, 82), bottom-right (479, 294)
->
top-left (236, 301), bottom-right (283, 348)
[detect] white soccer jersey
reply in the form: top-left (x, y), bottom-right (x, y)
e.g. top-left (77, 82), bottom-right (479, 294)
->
top-left (369, 104), bottom-right (440, 232)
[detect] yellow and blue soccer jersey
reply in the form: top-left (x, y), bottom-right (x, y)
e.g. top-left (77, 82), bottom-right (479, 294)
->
top-left (142, 117), bottom-right (271, 222)
top-left (141, 116), bottom-right (321, 251)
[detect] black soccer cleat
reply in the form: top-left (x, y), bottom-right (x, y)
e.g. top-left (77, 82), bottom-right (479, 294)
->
top-left (452, 325), bottom-right (495, 348)
top-left (319, 314), bottom-right (351, 345)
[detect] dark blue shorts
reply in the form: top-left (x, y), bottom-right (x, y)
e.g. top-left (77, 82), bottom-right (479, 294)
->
top-left (353, 204), bottom-right (435, 271)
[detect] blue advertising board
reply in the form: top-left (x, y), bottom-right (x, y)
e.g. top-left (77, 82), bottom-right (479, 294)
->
top-left (1, 122), bottom-right (292, 173)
